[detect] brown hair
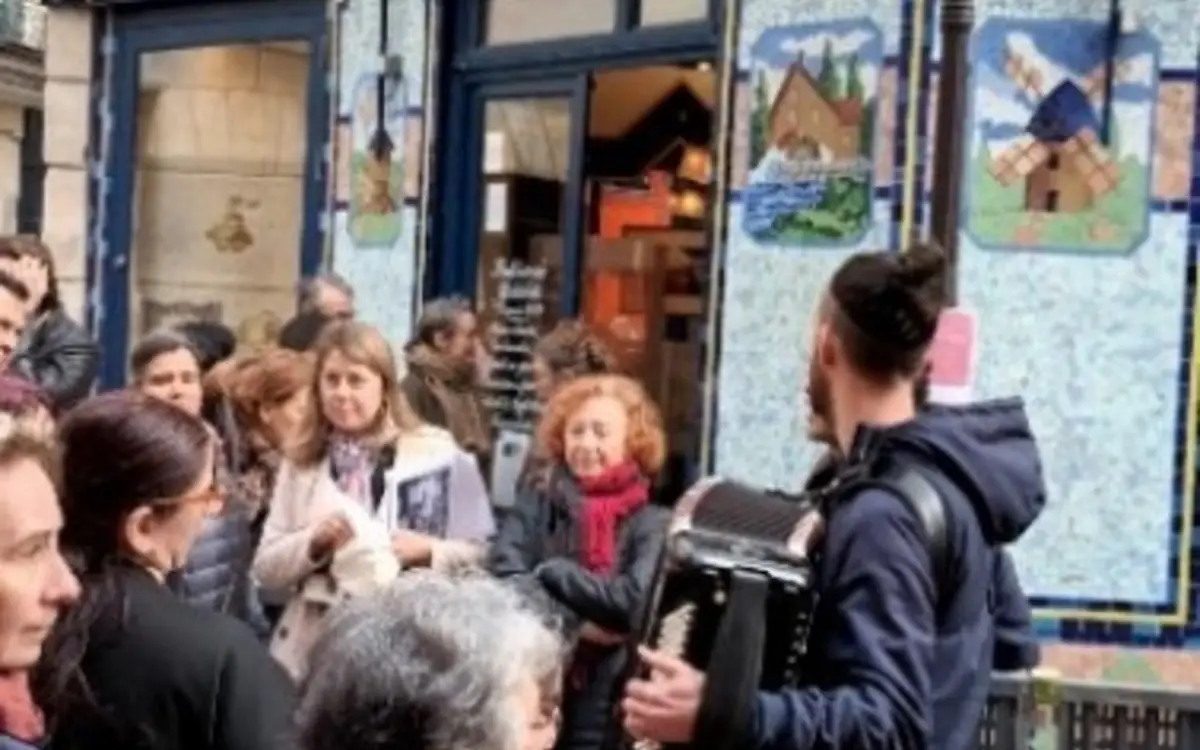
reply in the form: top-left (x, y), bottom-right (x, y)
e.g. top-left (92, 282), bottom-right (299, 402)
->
top-left (291, 320), bottom-right (422, 467)
top-left (534, 320), bottom-right (618, 380)
top-left (536, 374), bottom-right (666, 478)
top-left (206, 348), bottom-right (314, 447)
top-left (0, 235), bottom-right (59, 314)
top-left (827, 241), bottom-right (946, 382)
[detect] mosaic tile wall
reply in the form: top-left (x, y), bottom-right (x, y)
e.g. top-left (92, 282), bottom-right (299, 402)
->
top-left (714, 0), bottom-right (1200, 687)
top-left (330, 0), bottom-right (428, 346)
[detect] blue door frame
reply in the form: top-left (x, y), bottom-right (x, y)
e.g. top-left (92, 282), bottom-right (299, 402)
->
top-left (431, 0), bottom-right (722, 312)
top-left (97, 0), bottom-right (328, 388)
top-left (445, 76), bottom-right (592, 316)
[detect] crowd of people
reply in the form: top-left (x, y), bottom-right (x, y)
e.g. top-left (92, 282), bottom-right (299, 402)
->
top-left (0, 236), bottom-right (1045, 750)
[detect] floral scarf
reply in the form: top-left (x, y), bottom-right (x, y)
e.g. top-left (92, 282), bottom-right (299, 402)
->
top-left (328, 434), bottom-right (376, 510)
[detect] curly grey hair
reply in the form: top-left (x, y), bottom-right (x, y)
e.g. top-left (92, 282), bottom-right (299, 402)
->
top-left (297, 572), bottom-right (567, 750)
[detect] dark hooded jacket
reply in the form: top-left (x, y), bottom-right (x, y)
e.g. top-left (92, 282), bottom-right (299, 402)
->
top-left (752, 398), bottom-right (1045, 750)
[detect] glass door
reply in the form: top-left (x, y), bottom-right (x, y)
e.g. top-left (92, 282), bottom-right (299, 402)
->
top-left (99, 0), bottom-right (328, 387)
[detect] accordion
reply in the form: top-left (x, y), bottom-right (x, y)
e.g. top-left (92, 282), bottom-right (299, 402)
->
top-left (625, 478), bottom-right (827, 750)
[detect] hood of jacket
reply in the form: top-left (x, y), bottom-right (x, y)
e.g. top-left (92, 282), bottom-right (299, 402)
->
top-left (852, 397), bottom-right (1045, 545)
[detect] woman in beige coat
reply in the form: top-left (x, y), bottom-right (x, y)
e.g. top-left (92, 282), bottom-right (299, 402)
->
top-left (252, 321), bottom-right (494, 681)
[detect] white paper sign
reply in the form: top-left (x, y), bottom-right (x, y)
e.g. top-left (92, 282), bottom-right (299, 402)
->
top-left (484, 131), bottom-right (506, 174)
top-left (490, 430), bottom-right (532, 508)
top-left (484, 183), bottom-right (508, 233)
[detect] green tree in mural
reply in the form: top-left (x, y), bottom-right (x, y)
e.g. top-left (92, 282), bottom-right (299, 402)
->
top-left (845, 53), bottom-right (865, 101)
top-left (817, 39), bottom-right (839, 97)
top-left (749, 70), bottom-right (771, 165)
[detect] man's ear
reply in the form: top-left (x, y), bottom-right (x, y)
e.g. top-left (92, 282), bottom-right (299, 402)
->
top-left (816, 322), bottom-right (838, 369)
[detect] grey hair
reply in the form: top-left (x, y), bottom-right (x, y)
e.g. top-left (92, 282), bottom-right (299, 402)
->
top-left (297, 571), bottom-right (567, 750)
top-left (297, 272), bottom-right (354, 312)
top-left (412, 296), bottom-right (473, 347)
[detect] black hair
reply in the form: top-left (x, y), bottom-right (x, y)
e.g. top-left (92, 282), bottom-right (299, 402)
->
top-left (129, 330), bottom-right (200, 380)
top-left (827, 242), bottom-right (947, 381)
top-left (279, 309), bottom-right (333, 352)
top-left (0, 269), bottom-right (29, 305)
top-left (33, 392), bottom-right (213, 739)
top-left (174, 320), bottom-right (238, 374)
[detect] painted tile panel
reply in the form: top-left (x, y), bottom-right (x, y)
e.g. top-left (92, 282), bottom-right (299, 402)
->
top-left (332, 0), bottom-right (427, 346)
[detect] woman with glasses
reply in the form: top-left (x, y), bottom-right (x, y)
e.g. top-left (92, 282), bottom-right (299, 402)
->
top-left (32, 392), bottom-right (294, 750)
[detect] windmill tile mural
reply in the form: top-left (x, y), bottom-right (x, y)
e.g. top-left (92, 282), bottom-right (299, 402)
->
top-left (965, 18), bottom-right (1160, 253)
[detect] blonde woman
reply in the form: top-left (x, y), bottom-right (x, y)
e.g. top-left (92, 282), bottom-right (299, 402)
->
top-left (252, 321), bottom-right (493, 680)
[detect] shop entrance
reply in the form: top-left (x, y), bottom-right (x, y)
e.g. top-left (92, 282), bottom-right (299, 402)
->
top-left (96, 0), bottom-right (328, 387)
top-left (434, 0), bottom-right (724, 500)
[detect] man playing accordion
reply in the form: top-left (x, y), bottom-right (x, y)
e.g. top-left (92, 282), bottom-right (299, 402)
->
top-left (622, 243), bottom-right (1045, 750)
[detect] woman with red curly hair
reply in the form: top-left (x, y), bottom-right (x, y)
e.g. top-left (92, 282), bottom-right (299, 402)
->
top-left (489, 374), bottom-right (668, 750)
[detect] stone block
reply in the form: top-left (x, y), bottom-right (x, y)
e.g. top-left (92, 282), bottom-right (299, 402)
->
top-left (45, 8), bottom-right (93, 82)
top-left (43, 79), bottom-right (90, 168)
top-left (41, 167), bottom-right (88, 281)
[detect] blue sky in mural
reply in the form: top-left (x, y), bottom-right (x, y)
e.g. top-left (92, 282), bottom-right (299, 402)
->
top-left (750, 18), bottom-right (884, 68)
top-left (971, 18), bottom-right (1159, 161)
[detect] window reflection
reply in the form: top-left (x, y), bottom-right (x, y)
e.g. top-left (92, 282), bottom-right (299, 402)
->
top-left (484, 0), bottom-right (616, 45)
top-left (639, 0), bottom-right (709, 26)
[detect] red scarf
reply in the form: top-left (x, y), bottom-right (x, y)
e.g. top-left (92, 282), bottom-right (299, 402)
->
top-left (0, 671), bottom-right (43, 742)
top-left (577, 461), bottom-right (649, 574)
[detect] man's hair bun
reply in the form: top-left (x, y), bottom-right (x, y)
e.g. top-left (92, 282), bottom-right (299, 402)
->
top-left (828, 242), bottom-right (949, 380)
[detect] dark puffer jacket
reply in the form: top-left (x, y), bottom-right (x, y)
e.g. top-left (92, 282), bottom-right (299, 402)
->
top-left (169, 510), bottom-right (269, 639)
top-left (489, 469), bottom-right (668, 750)
top-left (169, 410), bottom-right (271, 639)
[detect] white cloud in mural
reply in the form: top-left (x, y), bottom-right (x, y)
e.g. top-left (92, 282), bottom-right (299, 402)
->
top-left (1121, 53), bottom-right (1155, 88)
top-left (779, 29), bottom-right (875, 60)
top-left (856, 62), bottom-right (879, 98)
top-left (974, 85), bottom-right (1032, 133)
top-left (1111, 102), bottom-right (1152, 162)
top-left (1004, 32), bottom-right (1072, 95)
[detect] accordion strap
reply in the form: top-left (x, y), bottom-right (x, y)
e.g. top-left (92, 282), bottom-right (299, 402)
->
top-left (694, 569), bottom-right (769, 750)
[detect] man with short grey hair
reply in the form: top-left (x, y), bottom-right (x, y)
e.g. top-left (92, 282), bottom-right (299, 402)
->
top-left (297, 572), bottom-right (565, 750)
top-left (297, 273), bottom-right (355, 319)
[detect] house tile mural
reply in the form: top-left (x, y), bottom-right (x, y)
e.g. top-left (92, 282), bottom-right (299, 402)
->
top-left (331, 0), bottom-right (428, 345)
top-left (964, 18), bottom-right (1158, 253)
top-left (742, 20), bottom-right (882, 245)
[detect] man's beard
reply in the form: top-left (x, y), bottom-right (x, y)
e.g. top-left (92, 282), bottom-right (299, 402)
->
top-left (806, 354), bottom-right (834, 439)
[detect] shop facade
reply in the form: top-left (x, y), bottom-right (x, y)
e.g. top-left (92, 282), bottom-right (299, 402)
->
top-left (41, 0), bottom-right (1200, 687)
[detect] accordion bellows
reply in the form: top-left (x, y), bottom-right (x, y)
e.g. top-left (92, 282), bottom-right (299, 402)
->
top-left (627, 478), bottom-right (825, 750)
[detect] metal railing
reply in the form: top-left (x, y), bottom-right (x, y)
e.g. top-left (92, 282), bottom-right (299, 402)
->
top-left (0, 0), bottom-right (45, 50)
top-left (980, 672), bottom-right (1200, 749)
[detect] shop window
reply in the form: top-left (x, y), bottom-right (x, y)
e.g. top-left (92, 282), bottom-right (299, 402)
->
top-left (638, 0), bottom-right (709, 26)
top-left (132, 42), bottom-right (310, 349)
top-left (483, 0), bottom-right (617, 46)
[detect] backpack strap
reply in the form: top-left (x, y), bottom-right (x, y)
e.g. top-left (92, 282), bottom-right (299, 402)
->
top-left (848, 466), bottom-right (956, 625)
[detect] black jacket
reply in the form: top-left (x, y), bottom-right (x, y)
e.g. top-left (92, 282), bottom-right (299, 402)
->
top-left (48, 566), bottom-right (294, 750)
top-left (8, 309), bottom-right (98, 411)
top-left (489, 470), bottom-right (668, 750)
